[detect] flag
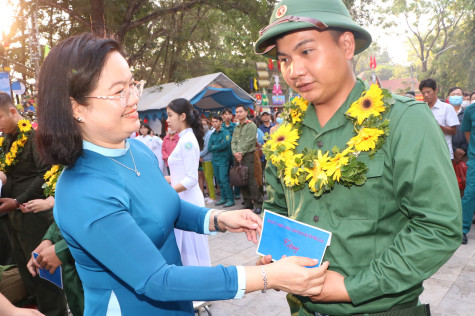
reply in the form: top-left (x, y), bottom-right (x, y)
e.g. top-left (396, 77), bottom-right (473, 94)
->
top-left (268, 58), bottom-right (274, 71)
top-left (253, 78), bottom-right (258, 91)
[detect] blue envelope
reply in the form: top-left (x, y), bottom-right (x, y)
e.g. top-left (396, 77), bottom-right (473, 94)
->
top-left (257, 210), bottom-right (331, 267)
top-left (33, 252), bottom-right (63, 289)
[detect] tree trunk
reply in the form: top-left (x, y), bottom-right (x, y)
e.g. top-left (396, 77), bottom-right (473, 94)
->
top-left (90, 0), bottom-right (106, 37)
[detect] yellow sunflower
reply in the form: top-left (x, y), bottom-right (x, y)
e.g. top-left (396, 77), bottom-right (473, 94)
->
top-left (18, 119), bottom-right (32, 132)
top-left (290, 109), bottom-right (302, 124)
top-left (326, 148), bottom-right (353, 181)
top-left (346, 84), bottom-right (385, 125)
top-left (283, 153), bottom-right (303, 186)
top-left (5, 153), bottom-right (13, 166)
top-left (44, 167), bottom-right (55, 180)
top-left (10, 146), bottom-right (18, 156)
top-left (305, 150), bottom-right (330, 191)
top-left (270, 150), bottom-right (293, 165)
top-left (266, 124), bottom-right (299, 151)
top-left (347, 128), bottom-right (384, 152)
top-left (293, 97), bottom-right (309, 112)
top-left (0, 137), bottom-right (3, 147)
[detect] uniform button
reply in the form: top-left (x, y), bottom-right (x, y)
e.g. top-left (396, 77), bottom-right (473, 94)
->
top-left (313, 215), bottom-right (319, 223)
top-left (316, 141), bottom-right (323, 148)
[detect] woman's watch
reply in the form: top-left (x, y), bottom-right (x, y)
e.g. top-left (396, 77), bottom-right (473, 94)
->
top-left (213, 210), bottom-right (227, 233)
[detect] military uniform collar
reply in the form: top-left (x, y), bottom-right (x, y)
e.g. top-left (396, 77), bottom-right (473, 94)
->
top-left (302, 79), bottom-right (366, 134)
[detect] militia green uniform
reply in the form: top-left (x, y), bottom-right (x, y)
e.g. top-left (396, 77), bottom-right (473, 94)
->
top-left (231, 120), bottom-right (263, 209)
top-left (264, 80), bottom-right (462, 315)
top-left (222, 121), bottom-right (236, 138)
top-left (208, 127), bottom-right (234, 203)
top-left (223, 121), bottom-right (240, 198)
top-left (2, 128), bottom-right (68, 315)
top-left (43, 222), bottom-right (84, 316)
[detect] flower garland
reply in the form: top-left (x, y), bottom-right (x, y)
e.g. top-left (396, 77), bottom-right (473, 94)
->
top-left (263, 84), bottom-right (395, 198)
top-left (42, 164), bottom-right (64, 197)
top-left (0, 119), bottom-right (33, 172)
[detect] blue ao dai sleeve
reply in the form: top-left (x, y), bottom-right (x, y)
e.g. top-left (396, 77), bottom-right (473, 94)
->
top-left (58, 200), bottom-right (239, 302)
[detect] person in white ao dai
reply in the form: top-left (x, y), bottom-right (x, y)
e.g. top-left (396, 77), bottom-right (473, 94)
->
top-left (166, 99), bottom-right (211, 266)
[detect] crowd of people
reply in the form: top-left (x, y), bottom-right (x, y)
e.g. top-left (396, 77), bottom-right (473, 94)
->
top-left (0, 0), bottom-right (471, 315)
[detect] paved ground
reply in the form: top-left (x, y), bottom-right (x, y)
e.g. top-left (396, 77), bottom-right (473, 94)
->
top-left (195, 203), bottom-right (475, 316)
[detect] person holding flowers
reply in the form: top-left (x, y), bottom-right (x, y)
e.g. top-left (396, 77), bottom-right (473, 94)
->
top-left (255, 0), bottom-right (461, 315)
top-left (0, 92), bottom-right (68, 315)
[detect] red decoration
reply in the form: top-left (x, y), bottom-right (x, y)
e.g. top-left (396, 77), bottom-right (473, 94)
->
top-left (268, 58), bottom-right (274, 71)
top-left (369, 55), bottom-right (377, 70)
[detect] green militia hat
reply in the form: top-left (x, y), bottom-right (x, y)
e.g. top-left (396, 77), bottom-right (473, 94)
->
top-left (255, 0), bottom-right (372, 59)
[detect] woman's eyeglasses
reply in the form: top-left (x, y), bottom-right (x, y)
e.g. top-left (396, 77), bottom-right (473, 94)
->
top-left (84, 80), bottom-right (145, 107)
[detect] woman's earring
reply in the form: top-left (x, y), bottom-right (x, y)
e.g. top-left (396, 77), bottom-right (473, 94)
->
top-left (76, 117), bottom-right (82, 122)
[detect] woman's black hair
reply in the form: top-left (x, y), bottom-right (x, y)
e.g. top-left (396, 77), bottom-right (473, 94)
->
top-left (167, 98), bottom-right (204, 150)
top-left (140, 121), bottom-right (152, 135)
top-left (37, 33), bottom-right (122, 165)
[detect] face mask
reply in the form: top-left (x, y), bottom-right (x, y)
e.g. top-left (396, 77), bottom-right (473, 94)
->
top-left (461, 100), bottom-right (470, 108)
top-left (203, 126), bottom-right (209, 132)
top-left (276, 117), bottom-right (284, 124)
top-left (449, 95), bottom-right (463, 106)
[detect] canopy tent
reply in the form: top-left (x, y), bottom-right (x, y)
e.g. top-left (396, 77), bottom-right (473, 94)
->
top-left (137, 72), bottom-right (254, 123)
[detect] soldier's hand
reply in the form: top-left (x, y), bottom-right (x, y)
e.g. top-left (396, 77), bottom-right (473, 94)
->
top-left (36, 244), bottom-right (62, 274)
top-left (0, 171), bottom-right (6, 185)
top-left (0, 198), bottom-right (19, 213)
top-left (27, 240), bottom-right (53, 277)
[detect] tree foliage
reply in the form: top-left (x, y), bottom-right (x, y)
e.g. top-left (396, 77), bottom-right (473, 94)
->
top-left (379, 0), bottom-right (474, 95)
top-left (3, 0), bottom-right (377, 94)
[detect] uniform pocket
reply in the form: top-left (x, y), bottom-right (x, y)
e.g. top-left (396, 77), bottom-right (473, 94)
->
top-left (331, 153), bottom-right (385, 220)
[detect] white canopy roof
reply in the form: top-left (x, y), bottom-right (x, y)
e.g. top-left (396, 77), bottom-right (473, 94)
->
top-left (137, 72), bottom-right (254, 113)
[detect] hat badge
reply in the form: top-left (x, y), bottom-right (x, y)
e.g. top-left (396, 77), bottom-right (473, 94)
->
top-left (276, 5), bottom-right (287, 19)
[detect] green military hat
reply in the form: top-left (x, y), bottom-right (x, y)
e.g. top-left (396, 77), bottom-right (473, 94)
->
top-left (255, 0), bottom-right (372, 59)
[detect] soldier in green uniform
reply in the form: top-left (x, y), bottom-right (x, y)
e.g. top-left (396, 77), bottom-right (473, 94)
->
top-left (231, 105), bottom-right (263, 214)
top-left (0, 92), bottom-right (68, 315)
top-left (221, 107), bottom-right (237, 137)
top-left (222, 108), bottom-right (241, 200)
top-left (28, 221), bottom-right (84, 316)
top-left (255, 0), bottom-right (461, 315)
top-left (209, 115), bottom-right (234, 207)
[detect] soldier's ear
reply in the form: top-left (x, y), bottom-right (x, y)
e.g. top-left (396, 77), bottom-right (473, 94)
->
top-left (8, 106), bottom-right (17, 117)
top-left (340, 31), bottom-right (355, 61)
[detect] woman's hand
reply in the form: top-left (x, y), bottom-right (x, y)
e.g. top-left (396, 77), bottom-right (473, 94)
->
top-left (245, 257), bottom-right (329, 297)
top-left (20, 197), bottom-right (55, 214)
top-left (267, 257), bottom-right (329, 296)
top-left (215, 209), bottom-right (262, 243)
